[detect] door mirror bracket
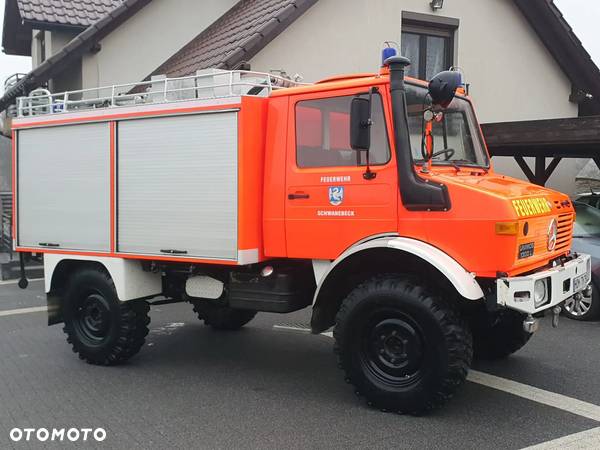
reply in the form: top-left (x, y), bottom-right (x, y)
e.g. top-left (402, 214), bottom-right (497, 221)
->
top-left (350, 89), bottom-right (378, 180)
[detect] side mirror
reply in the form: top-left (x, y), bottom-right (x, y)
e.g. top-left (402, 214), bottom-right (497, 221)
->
top-left (350, 97), bottom-right (372, 151)
top-left (429, 71), bottom-right (462, 108)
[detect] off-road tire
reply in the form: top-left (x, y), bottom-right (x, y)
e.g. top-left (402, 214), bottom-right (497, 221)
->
top-left (333, 275), bottom-right (473, 415)
top-left (62, 268), bottom-right (150, 365)
top-left (470, 309), bottom-right (532, 360)
top-left (191, 301), bottom-right (256, 331)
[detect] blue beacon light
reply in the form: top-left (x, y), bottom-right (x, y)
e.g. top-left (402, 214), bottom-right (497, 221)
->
top-left (382, 46), bottom-right (397, 65)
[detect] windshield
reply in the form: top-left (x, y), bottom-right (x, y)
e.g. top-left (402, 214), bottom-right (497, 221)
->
top-left (406, 83), bottom-right (489, 168)
top-left (573, 202), bottom-right (600, 238)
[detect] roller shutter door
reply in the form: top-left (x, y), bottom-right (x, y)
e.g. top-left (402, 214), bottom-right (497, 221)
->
top-left (17, 123), bottom-right (110, 251)
top-left (117, 112), bottom-right (238, 260)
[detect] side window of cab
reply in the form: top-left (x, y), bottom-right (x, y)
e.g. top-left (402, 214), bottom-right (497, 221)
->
top-left (295, 93), bottom-right (390, 168)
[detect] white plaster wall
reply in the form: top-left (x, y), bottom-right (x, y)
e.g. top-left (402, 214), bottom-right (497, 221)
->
top-left (251, 0), bottom-right (577, 122)
top-left (81, 0), bottom-right (237, 90)
top-left (250, 0), bottom-right (580, 194)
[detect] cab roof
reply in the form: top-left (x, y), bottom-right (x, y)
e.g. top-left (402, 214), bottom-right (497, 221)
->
top-left (270, 70), bottom-right (429, 98)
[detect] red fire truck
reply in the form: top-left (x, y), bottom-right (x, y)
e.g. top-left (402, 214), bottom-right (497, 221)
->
top-left (12, 55), bottom-right (591, 414)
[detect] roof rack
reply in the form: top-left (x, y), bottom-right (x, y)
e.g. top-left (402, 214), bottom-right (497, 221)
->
top-left (16, 69), bottom-right (306, 118)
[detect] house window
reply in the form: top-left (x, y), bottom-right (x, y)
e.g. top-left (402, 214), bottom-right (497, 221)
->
top-left (401, 22), bottom-right (455, 81)
top-left (295, 93), bottom-right (390, 168)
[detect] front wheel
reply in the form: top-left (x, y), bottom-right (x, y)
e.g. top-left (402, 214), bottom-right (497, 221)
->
top-left (62, 268), bottom-right (150, 365)
top-left (333, 275), bottom-right (472, 415)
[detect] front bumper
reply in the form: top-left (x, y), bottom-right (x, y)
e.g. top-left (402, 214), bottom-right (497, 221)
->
top-left (497, 254), bottom-right (591, 315)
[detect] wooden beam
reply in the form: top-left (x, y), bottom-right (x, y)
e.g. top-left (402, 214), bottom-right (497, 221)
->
top-left (513, 156), bottom-right (562, 186)
top-left (483, 116), bottom-right (600, 158)
top-left (535, 157), bottom-right (546, 186)
top-left (514, 156), bottom-right (536, 183)
top-left (544, 157), bottom-right (562, 181)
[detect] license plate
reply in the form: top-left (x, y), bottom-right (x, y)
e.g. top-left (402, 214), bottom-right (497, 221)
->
top-left (573, 274), bottom-right (587, 293)
top-left (518, 242), bottom-right (535, 259)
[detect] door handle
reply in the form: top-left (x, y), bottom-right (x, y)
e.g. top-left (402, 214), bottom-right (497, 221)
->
top-left (38, 242), bottom-right (60, 247)
top-left (288, 193), bottom-right (310, 200)
top-left (160, 249), bottom-right (188, 255)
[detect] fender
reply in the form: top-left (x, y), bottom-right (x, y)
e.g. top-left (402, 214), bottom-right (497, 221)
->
top-left (44, 254), bottom-right (162, 301)
top-left (313, 236), bottom-right (484, 304)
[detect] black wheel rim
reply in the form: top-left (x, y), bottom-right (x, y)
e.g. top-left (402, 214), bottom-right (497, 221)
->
top-left (73, 292), bottom-right (112, 345)
top-left (359, 310), bottom-right (425, 388)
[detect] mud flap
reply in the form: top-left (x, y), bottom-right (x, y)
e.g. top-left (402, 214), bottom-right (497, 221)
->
top-left (47, 292), bottom-right (63, 326)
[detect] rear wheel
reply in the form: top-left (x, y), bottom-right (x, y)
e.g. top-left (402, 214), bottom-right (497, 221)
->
top-left (62, 268), bottom-right (150, 365)
top-left (191, 301), bottom-right (256, 330)
top-left (563, 283), bottom-right (600, 321)
top-left (470, 309), bottom-right (532, 360)
top-left (333, 275), bottom-right (472, 415)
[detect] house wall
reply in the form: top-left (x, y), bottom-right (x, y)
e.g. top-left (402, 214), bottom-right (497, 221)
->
top-left (250, 0), bottom-right (581, 195)
top-left (30, 30), bottom-right (43, 68)
top-left (80, 0), bottom-right (238, 91)
top-left (31, 29), bottom-right (80, 68)
top-left (30, 29), bottom-right (82, 92)
top-left (51, 58), bottom-right (83, 94)
top-left (47, 30), bottom-right (78, 57)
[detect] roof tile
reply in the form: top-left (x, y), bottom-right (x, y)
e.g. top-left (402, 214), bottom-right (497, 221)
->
top-left (15, 0), bottom-right (123, 27)
top-left (148, 0), bottom-right (316, 78)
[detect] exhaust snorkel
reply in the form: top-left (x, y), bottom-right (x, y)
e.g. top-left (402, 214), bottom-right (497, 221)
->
top-left (384, 56), bottom-right (451, 211)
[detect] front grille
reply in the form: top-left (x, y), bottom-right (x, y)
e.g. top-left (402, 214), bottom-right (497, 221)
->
top-left (555, 213), bottom-right (573, 252)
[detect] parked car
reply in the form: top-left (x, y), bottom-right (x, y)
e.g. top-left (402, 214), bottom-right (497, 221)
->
top-left (574, 192), bottom-right (600, 210)
top-left (565, 202), bottom-right (600, 320)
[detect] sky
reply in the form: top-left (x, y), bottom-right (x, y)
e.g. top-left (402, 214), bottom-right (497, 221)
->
top-left (0, 0), bottom-right (599, 95)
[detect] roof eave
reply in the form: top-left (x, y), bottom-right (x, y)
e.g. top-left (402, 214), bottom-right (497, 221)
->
top-left (21, 19), bottom-right (87, 32)
top-left (513, 0), bottom-right (600, 111)
top-left (2, 0), bottom-right (30, 56)
top-left (221, 0), bottom-right (318, 70)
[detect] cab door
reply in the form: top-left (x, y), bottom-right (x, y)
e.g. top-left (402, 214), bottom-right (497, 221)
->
top-left (285, 87), bottom-right (398, 259)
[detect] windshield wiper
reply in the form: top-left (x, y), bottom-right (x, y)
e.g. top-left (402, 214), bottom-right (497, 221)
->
top-left (433, 159), bottom-right (488, 171)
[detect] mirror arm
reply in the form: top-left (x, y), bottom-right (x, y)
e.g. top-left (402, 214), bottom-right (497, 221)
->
top-left (363, 87), bottom-right (377, 181)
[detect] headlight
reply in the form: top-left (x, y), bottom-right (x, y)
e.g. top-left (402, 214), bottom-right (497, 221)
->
top-left (534, 279), bottom-right (548, 308)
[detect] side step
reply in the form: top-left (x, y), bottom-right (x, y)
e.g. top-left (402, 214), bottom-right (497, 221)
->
top-left (227, 264), bottom-right (316, 313)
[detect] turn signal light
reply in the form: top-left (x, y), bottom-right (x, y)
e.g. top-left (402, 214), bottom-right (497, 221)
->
top-left (495, 221), bottom-right (519, 235)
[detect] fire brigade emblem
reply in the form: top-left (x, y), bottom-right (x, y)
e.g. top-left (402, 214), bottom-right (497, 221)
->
top-left (329, 186), bottom-right (344, 206)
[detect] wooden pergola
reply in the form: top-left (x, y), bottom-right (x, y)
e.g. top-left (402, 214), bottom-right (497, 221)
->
top-left (482, 116), bottom-right (600, 186)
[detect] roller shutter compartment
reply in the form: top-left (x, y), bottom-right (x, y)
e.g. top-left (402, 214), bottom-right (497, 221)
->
top-left (117, 112), bottom-right (238, 260)
top-left (17, 123), bottom-right (111, 251)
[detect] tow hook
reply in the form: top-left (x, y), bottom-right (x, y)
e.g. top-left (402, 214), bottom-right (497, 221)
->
top-left (552, 305), bottom-right (561, 328)
top-left (583, 284), bottom-right (593, 298)
top-left (523, 315), bottom-right (539, 334)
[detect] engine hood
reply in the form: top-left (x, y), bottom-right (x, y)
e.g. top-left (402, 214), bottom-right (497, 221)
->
top-left (415, 170), bottom-right (575, 277)
top-left (433, 172), bottom-right (563, 201)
